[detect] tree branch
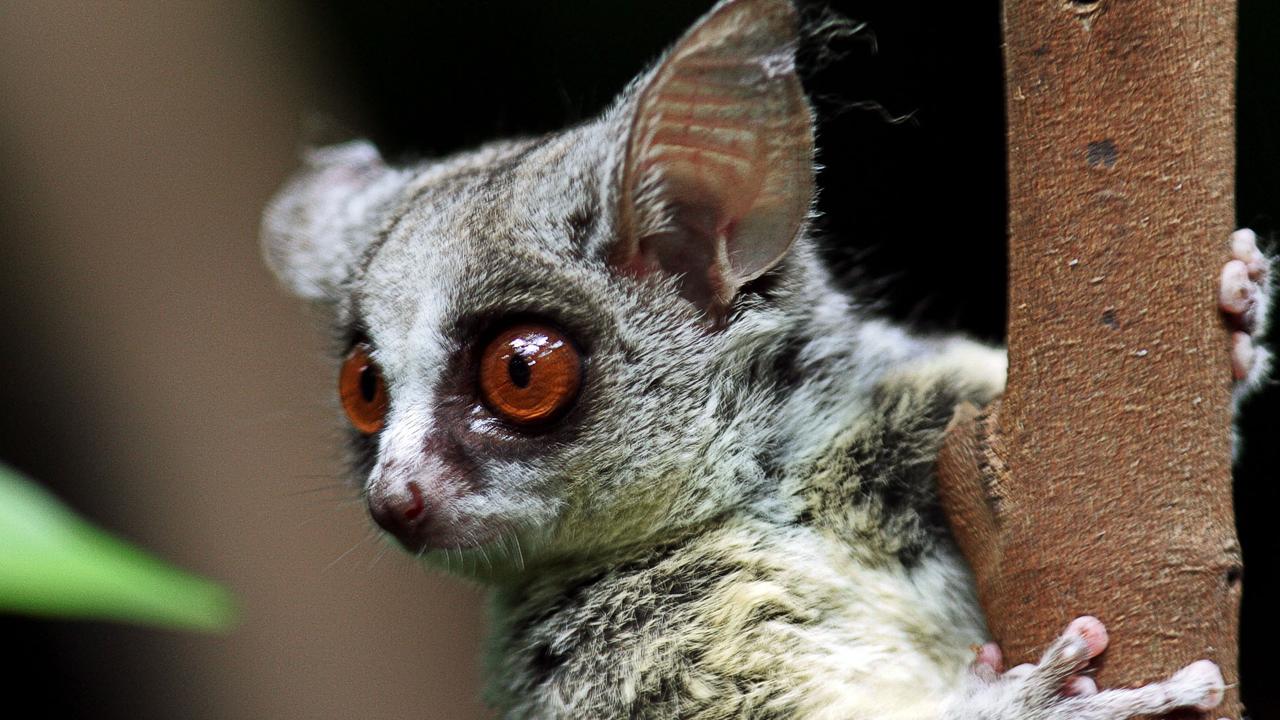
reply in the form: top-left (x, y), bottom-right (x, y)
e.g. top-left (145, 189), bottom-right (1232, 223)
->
top-left (938, 1), bottom-right (1242, 717)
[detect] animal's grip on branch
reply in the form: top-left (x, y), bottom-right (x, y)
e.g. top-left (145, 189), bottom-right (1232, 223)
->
top-left (946, 0), bottom-right (1244, 717)
top-left (938, 395), bottom-right (1240, 720)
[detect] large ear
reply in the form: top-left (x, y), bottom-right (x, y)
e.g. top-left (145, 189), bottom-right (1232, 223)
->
top-left (611, 0), bottom-right (814, 317)
top-left (261, 140), bottom-right (407, 301)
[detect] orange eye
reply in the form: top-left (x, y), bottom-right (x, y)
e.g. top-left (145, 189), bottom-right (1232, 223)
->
top-left (339, 343), bottom-right (388, 435)
top-left (478, 323), bottom-right (582, 426)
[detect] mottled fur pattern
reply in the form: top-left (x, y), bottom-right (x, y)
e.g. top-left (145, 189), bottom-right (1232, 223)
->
top-left (490, 520), bottom-right (987, 719)
top-left (266, 132), bottom-right (1006, 720)
top-left (261, 1), bottom-right (1235, 718)
top-left (262, 1), bottom-right (1005, 714)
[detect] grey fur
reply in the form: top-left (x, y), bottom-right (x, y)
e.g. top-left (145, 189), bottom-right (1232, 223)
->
top-left (263, 1), bottom-right (1237, 717)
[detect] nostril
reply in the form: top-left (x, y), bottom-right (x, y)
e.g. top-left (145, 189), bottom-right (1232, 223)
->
top-left (403, 481), bottom-right (425, 521)
top-left (367, 479), bottom-right (429, 551)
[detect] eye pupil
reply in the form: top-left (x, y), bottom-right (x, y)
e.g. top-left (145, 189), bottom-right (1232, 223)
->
top-left (359, 365), bottom-right (378, 402)
top-left (478, 323), bottom-right (582, 427)
top-left (340, 343), bottom-right (388, 435)
top-left (507, 354), bottom-right (532, 388)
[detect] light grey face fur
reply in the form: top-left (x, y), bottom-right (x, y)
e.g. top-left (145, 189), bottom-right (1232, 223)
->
top-left (264, 0), bottom-right (830, 568)
top-left (262, 1), bottom-right (1240, 717)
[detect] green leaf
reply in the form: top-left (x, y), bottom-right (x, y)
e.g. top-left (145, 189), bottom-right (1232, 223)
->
top-left (0, 463), bottom-right (236, 631)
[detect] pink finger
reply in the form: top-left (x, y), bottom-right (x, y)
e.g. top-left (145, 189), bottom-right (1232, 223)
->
top-left (1232, 331), bottom-right (1255, 381)
top-left (1063, 675), bottom-right (1098, 697)
top-left (1220, 260), bottom-right (1254, 316)
top-left (1065, 616), bottom-right (1109, 659)
top-left (974, 642), bottom-right (1004, 674)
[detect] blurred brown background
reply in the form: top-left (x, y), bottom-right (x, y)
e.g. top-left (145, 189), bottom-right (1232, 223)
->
top-left (0, 2), bottom-right (1275, 719)
top-left (0, 2), bottom-right (489, 718)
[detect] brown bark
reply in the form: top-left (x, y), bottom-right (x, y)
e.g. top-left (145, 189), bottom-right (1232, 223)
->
top-left (937, 1), bottom-right (1241, 718)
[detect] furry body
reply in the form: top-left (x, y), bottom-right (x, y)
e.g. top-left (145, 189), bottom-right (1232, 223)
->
top-left (484, 319), bottom-right (1004, 719)
top-left (275, 124), bottom-right (1003, 712)
top-left (491, 517), bottom-right (983, 719)
top-left (270, 122), bottom-right (1005, 718)
top-left (264, 1), bottom-right (1240, 717)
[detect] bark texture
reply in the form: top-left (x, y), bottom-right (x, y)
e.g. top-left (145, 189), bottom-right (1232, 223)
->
top-left (937, 1), bottom-right (1241, 718)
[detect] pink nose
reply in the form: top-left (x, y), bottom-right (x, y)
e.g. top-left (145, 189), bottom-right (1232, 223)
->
top-left (367, 480), bottom-right (428, 551)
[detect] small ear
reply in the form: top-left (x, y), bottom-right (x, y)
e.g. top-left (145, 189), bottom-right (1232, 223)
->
top-left (261, 140), bottom-right (406, 301)
top-left (611, 0), bottom-right (815, 317)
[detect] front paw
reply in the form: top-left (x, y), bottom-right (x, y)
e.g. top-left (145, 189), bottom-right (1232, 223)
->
top-left (1220, 229), bottom-right (1272, 388)
top-left (947, 616), bottom-right (1226, 720)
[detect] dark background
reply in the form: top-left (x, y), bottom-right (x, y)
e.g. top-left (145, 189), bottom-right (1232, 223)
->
top-left (1, 1), bottom-right (1275, 718)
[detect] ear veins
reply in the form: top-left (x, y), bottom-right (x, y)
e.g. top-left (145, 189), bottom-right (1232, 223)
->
top-left (609, 0), bottom-right (814, 321)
